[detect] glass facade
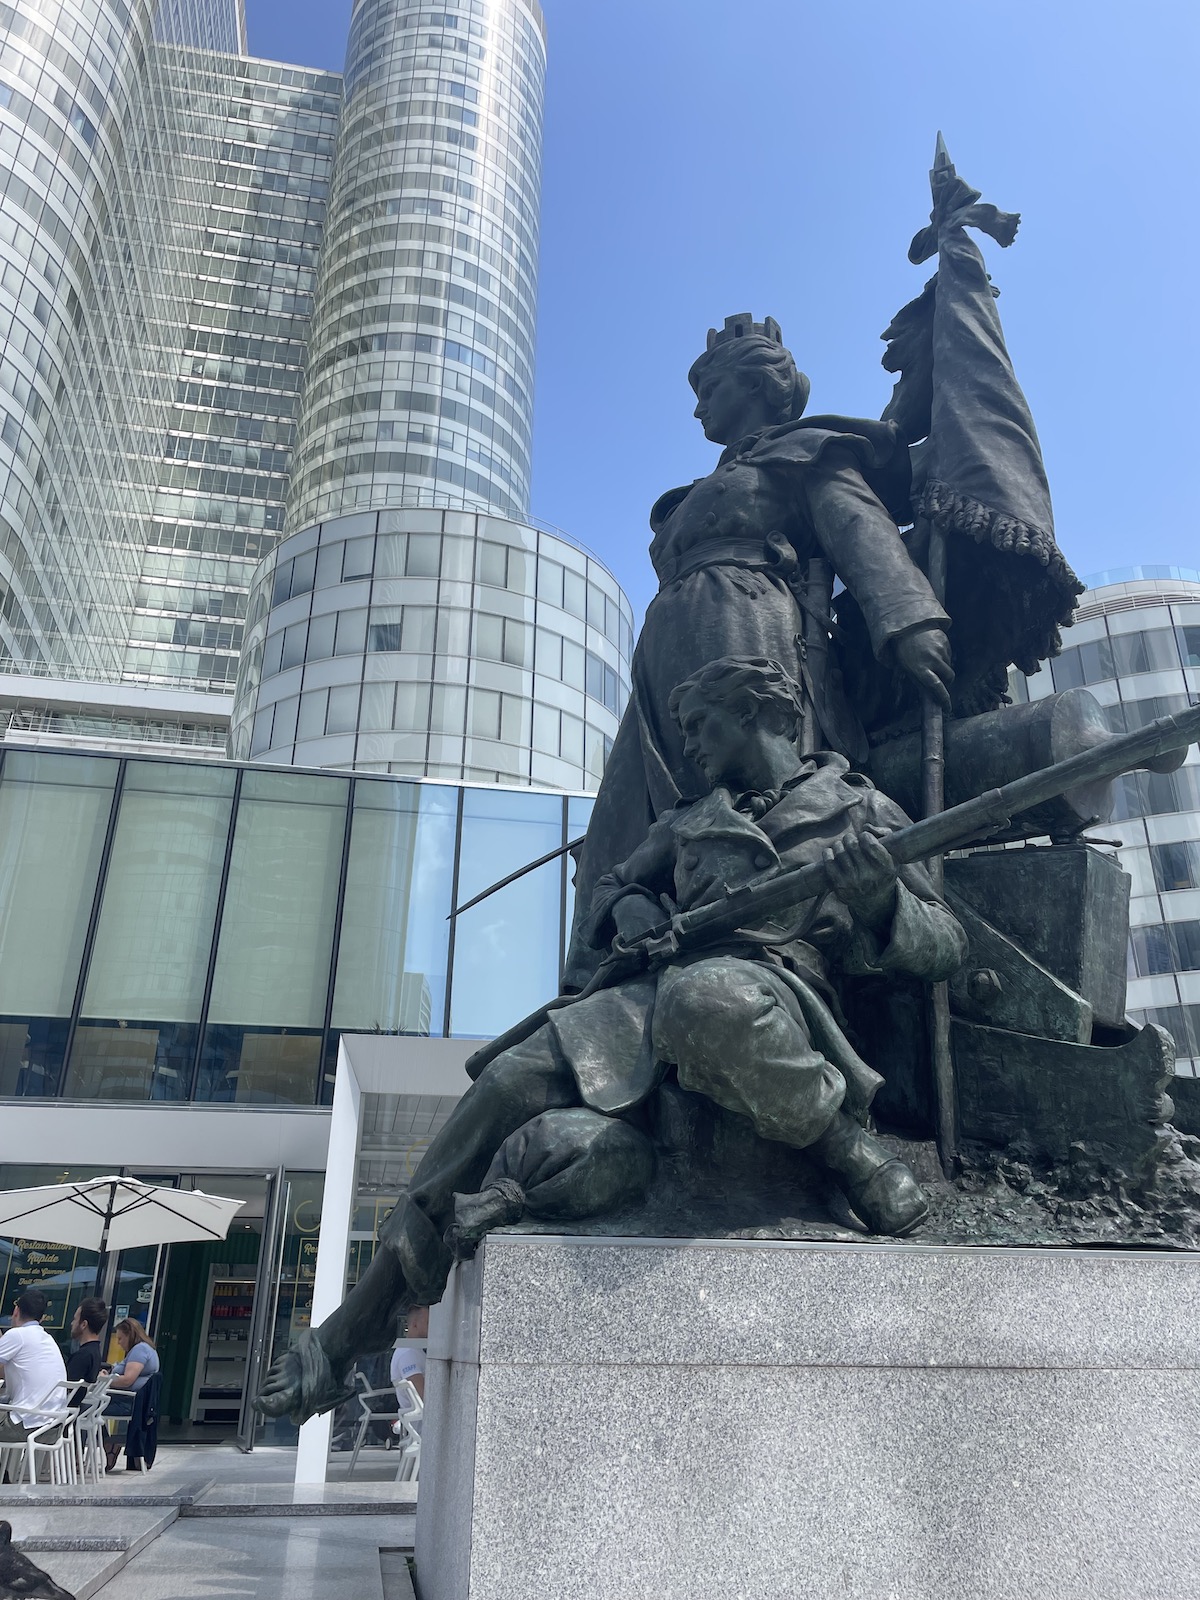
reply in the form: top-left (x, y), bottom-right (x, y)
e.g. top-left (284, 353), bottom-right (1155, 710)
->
top-left (228, 505), bottom-right (632, 786)
top-left (1016, 572), bottom-right (1200, 1076)
top-left (0, 741), bottom-right (591, 1107)
top-left (0, 2), bottom-right (339, 695)
top-left (0, 0), bottom-right (600, 791)
top-left (285, 0), bottom-right (546, 530)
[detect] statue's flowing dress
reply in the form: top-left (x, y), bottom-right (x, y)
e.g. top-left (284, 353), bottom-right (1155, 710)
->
top-left (563, 415), bottom-right (941, 988)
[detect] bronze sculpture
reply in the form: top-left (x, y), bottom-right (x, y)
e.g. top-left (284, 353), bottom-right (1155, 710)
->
top-left (259, 656), bottom-right (966, 1424)
top-left (257, 140), bottom-right (1200, 1432)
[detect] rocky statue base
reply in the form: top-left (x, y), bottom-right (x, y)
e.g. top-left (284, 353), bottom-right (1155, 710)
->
top-left (415, 1234), bottom-right (1200, 1600)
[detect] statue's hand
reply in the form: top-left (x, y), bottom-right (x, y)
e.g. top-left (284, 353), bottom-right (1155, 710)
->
top-left (255, 1329), bottom-right (356, 1428)
top-left (611, 891), bottom-right (664, 945)
top-left (824, 826), bottom-right (898, 928)
top-left (894, 627), bottom-right (953, 710)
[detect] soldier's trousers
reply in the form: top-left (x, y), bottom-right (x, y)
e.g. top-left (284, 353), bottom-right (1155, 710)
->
top-left (379, 1029), bottom-right (653, 1305)
top-left (379, 955), bottom-right (847, 1307)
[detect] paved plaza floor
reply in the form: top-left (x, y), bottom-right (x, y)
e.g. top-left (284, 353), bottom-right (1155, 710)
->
top-left (0, 1445), bottom-right (417, 1598)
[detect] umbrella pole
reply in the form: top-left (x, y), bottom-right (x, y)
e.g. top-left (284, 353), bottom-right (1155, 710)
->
top-left (93, 1187), bottom-right (115, 1297)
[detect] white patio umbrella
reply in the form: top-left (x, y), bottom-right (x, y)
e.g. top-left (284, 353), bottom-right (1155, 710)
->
top-left (0, 1176), bottom-right (244, 1261)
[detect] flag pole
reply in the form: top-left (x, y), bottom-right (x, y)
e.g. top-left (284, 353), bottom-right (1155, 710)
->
top-left (924, 133), bottom-right (958, 1179)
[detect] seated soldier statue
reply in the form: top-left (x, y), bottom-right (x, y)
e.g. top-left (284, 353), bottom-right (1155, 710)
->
top-left (257, 656), bottom-right (967, 1426)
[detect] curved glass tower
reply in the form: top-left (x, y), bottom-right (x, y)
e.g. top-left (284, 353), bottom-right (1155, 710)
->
top-left (0, 1), bottom-right (337, 699)
top-left (285, 0), bottom-right (545, 528)
top-left (228, 0), bottom-right (634, 789)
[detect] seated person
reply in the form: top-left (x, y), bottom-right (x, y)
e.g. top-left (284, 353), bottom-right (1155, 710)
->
top-left (66, 1297), bottom-right (107, 1405)
top-left (259, 656), bottom-right (966, 1426)
top-left (0, 1288), bottom-right (68, 1444)
top-left (102, 1317), bottom-right (159, 1471)
top-left (390, 1305), bottom-right (428, 1441)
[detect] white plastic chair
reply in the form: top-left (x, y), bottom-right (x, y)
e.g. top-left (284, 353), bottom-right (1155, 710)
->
top-left (74, 1375), bottom-right (113, 1484)
top-left (0, 1386), bottom-right (79, 1486)
top-left (346, 1370), bottom-right (409, 1477)
top-left (391, 1379), bottom-right (423, 1484)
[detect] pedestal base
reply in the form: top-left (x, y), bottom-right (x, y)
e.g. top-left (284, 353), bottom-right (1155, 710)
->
top-left (416, 1235), bottom-right (1200, 1600)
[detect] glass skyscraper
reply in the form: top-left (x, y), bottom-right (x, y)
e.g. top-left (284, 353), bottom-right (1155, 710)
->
top-left (285, 0), bottom-right (544, 528)
top-left (0, 0), bottom-right (338, 708)
top-left (223, 0), bottom-right (633, 786)
top-left (0, 0), bottom-right (625, 786)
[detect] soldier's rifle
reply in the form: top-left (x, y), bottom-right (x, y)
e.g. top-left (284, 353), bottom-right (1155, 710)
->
top-left (465, 703), bottom-right (1200, 1081)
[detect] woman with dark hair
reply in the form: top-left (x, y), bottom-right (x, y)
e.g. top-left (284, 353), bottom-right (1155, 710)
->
top-left (102, 1318), bottom-right (159, 1471)
top-left (563, 315), bottom-right (953, 988)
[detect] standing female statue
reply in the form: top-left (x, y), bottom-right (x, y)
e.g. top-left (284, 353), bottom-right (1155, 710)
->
top-left (564, 313), bottom-right (953, 988)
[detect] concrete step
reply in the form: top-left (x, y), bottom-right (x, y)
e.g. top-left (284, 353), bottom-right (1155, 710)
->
top-left (4, 1506), bottom-right (178, 1600)
top-left (182, 1480), bottom-right (418, 1519)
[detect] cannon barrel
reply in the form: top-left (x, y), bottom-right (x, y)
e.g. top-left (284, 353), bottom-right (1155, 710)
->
top-left (867, 689), bottom-right (1187, 844)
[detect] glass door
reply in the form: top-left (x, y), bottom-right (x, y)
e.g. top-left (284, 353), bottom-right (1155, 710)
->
top-left (235, 1168), bottom-right (284, 1452)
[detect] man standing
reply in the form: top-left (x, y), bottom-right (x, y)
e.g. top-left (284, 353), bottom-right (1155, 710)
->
top-left (0, 1289), bottom-right (68, 1444)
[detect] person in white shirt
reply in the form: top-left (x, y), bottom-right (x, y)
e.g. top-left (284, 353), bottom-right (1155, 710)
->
top-left (389, 1304), bottom-right (427, 1401)
top-left (0, 1289), bottom-right (68, 1442)
top-left (389, 1305), bottom-right (427, 1442)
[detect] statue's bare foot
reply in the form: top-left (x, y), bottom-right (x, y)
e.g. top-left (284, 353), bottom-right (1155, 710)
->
top-left (255, 1329), bottom-right (355, 1427)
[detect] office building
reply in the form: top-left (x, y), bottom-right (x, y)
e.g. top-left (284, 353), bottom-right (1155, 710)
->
top-left (222, 0), bottom-right (635, 784)
top-left (0, 734), bottom-right (593, 1442)
top-left (1013, 565), bottom-right (1200, 1076)
top-left (0, 0), bottom-right (623, 792)
top-left (0, 0), bottom-right (634, 1453)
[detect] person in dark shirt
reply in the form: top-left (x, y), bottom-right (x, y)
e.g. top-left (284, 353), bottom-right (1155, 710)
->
top-left (65, 1298), bottom-right (107, 1405)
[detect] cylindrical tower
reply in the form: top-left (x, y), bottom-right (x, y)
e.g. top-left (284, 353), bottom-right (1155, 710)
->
top-left (228, 507), bottom-right (633, 790)
top-left (284, 0), bottom-right (545, 528)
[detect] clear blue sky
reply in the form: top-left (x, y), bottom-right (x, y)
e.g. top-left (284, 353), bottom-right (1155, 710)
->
top-left (248, 1), bottom-right (1200, 618)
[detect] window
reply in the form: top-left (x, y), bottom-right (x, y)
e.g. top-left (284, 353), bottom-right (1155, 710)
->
top-left (326, 684), bottom-right (361, 734)
top-left (1112, 766), bottom-right (1200, 820)
top-left (282, 622), bottom-right (307, 670)
top-left (470, 688), bottom-right (501, 739)
top-left (331, 783), bottom-right (457, 1036)
top-left (407, 534), bottom-right (440, 576)
top-left (65, 764), bottom-right (236, 1103)
top-left (360, 682), bottom-right (395, 731)
top-left (1129, 924), bottom-right (1176, 978)
top-left (402, 607), bottom-right (437, 653)
top-left (342, 537), bottom-right (375, 579)
top-left (1151, 841), bottom-right (1200, 892)
top-left (0, 754), bottom-right (118, 1097)
top-left (307, 612), bottom-right (336, 660)
top-left (369, 622), bottom-right (403, 652)
top-left (450, 790), bottom-right (563, 1037)
top-left (1111, 629), bottom-right (1180, 678)
top-left (1050, 638), bottom-right (1114, 690)
top-left (198, 772), bottom-right (349, 1105)
top-left (335, 609), bottom-right (368, 655)
top-left (1175, 922), bottom-right (1200, 972)
top-left (1177, 626), bottom-right (1200, 668)
top-left (477, 541), bottom-right (507, 587)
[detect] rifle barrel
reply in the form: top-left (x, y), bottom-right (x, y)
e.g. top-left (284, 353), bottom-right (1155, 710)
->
top-left (656, 704), bottom-right (1200, 956)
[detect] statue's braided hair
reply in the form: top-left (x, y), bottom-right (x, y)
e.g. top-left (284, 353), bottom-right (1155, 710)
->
top-left (668, 656), bottom-right (806, 742)
top-left (687, 336), bottom-right (811, 424)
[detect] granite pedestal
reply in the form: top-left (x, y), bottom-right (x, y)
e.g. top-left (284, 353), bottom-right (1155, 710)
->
top-left (415, 1234), bottom-right (1200, 1600)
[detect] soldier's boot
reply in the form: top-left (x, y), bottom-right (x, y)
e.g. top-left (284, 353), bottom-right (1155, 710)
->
top-left (447, 1179), bottom-right (526, 1258)
top-left (811, 1110), bottom-right (928, 1237)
